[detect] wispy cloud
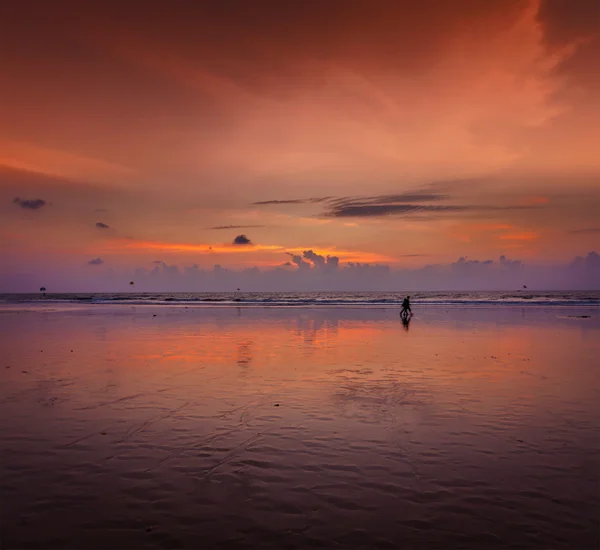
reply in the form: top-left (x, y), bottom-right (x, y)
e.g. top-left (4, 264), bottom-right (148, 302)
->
top-left (252, 197), bottom-right (332, 205)
top-left (327, 193), bottom-right (448, 207)
top-left (326, 203), bottom-right (466, 218)
top-left (250, 191), bottom-right (540, 219)
top-left (210, 224), bottom-right (265, 230)
top-left (569, 228), bottom-right (600, 234)
top-left (499, 232), bottom-right (539, 241)
top-left (88, 258), bottom-right (104, 265)
top-left (95, 222), bottom-right (110, 229)
top-left (1, 139), bottom-right (134, 182)
top-left (323, 191), bottom-right (542, 218)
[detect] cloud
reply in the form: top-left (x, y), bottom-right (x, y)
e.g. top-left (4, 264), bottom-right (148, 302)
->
top-left (5, 251), bottom-right (600, 292)
top-left (451, 257), bottom-right (495, 273)
top-left (13, 197), bottom-right (46, 210)
top-left (251, 192), bottom-right (480, 219)
top-left (95, 222), bottom-right (110, 229)
top-left (250, 188), bottom-right (542, 219)
top-left (249, 186), bottom-right (543, 220)
top-left (569, 227), bottom-right (600, 234)
top-left (287, 253), bottom-right (311, 270)
top-left (499, 255), bottom-right (524, 271)
top-left (538, 0), bottom-right (600, 47)
top-left (303, 249), bottom-right (340, 271)
top-left (324, 196), bottom-right (540, 218)
top-left (569, 251), bottom-right (600, 270)
top-left (210, 224), bottom-right (264, 230)
top-left (233, 234), bottom-right (252, 245)
top-left (323, 193), bottom-right (453, 217)
top-left (326, 203), bottom-right (466, 218)
top-left (88, 258), bottom-right (104, 265)
top-left (252, 197), bottom-right (332, 205)
top-left (283, 250), bottom-right (341, 272)
top-left (328, 193), bottom-right (448, 207)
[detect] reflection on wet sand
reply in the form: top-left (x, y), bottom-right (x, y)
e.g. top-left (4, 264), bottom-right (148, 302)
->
top-left (0, 305), bottom-right (598, 548)
top-left (236, 340), bottom-right (253, 368)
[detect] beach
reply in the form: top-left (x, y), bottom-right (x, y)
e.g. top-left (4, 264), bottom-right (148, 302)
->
top-left (1, 303), bottom-right (599, 548)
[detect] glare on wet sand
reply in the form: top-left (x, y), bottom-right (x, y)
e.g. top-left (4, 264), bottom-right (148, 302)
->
top-left (1, 305), bottom-right (598, 548)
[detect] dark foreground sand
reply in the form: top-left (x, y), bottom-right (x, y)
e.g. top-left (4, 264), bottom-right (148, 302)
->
top-left (1, 305), bottom-right (599, 549)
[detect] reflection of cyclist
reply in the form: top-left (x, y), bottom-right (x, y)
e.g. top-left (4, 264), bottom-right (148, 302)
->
top-left (400, 296), bottom-right (411, 318)
top-left (401, 314), bottom-right (411, 331)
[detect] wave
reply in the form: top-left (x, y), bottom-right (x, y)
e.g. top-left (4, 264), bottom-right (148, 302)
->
top-left (1, 291), bottom-right (599, 307)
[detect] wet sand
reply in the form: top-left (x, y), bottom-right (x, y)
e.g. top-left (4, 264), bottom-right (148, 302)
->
top-left (1, 305), bottom-right (599, 549)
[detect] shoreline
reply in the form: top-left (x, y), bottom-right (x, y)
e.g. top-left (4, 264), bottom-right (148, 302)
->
top-left (1, 301), bottom-right (599, 311)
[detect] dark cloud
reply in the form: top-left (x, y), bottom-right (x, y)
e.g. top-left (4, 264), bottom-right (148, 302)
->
top-left (569, 228), bottom-right (600, 234)
top-left (251, 189), bottom-right (540, 219)
top-left (537, 0), bottom-right (600, 95)
top-left (538, 0), bottom-right (600, 46)
top-left (324, 193), bottom-right (539, 218)
top-left (253, 194), bottom-right (445, 209)
top-left (328, 193), bottom-right (448, 207)
top-left (327, 203), bottom-right (466, 218)
top-left (252, 192), bottom-right (455, 218)
top-left (95, 222), bottom-right (110, 229)
top-left (210, 224), bottom-right (265, 230)
top-left (88, 258), bottom-right (104, 265)
top-left (233, 234), bottom-right (252, 245)
top-left (13, 197), bottom-right (46, 210)
top-left (253, 197), bottom-right (331, 205)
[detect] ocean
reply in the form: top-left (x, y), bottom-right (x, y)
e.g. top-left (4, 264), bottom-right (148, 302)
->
top-left (1, 290), bottom-right (599, 307)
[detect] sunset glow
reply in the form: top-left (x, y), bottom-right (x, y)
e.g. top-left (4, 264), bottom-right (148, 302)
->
top-left (1, 0), bottom-right (599, 291)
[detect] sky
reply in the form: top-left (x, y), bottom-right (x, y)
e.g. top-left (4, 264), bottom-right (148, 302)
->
top-left (1, 0), bottom-right (599, 291)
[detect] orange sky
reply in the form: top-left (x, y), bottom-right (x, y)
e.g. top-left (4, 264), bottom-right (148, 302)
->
top-left (1, 0), bottom-right (599, 290)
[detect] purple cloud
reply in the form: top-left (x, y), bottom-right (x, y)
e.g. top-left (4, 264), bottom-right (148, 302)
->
top-left (13, 197), bottom-right (46, 210)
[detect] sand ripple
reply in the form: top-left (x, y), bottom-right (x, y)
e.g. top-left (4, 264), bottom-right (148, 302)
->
top-left (1, 306), bottom-right (598, 548)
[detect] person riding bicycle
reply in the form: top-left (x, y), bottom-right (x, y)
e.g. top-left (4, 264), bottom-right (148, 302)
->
top-left (400, 296), bottom-right (411, 317)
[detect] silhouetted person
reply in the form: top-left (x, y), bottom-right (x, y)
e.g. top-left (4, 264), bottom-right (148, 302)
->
top-left (400, 296), bottom-right (411, 318)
